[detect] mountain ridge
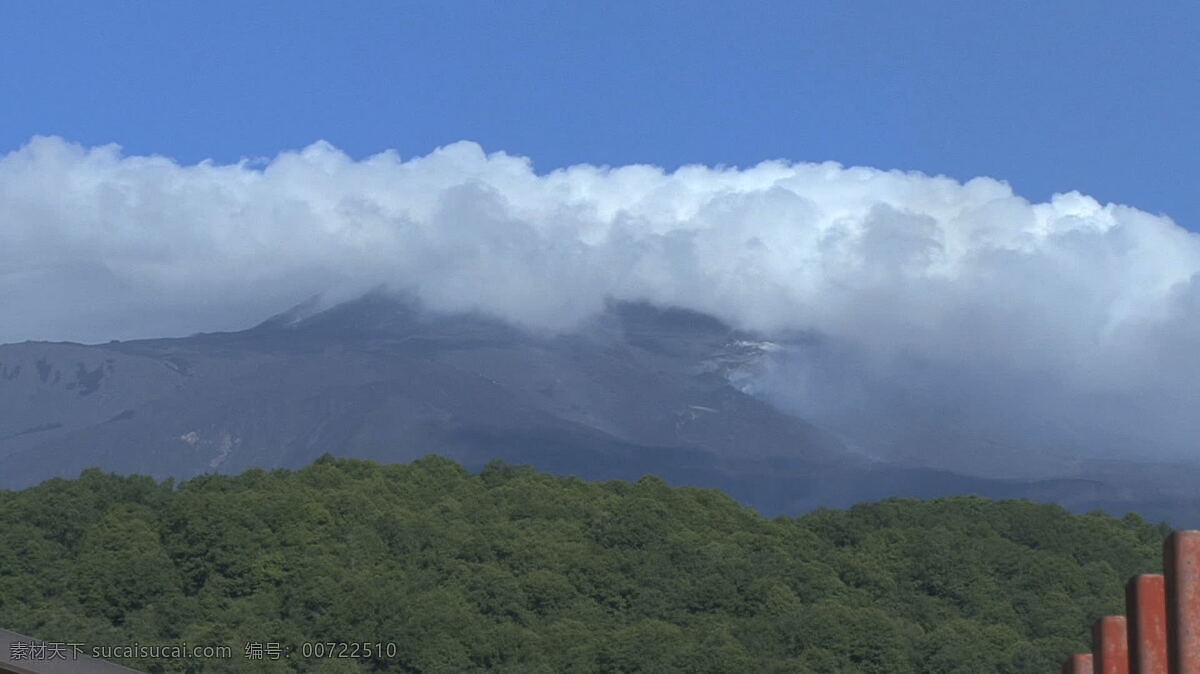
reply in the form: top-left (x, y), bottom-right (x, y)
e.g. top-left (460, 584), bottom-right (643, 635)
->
top-left (2, 292), bottom-right (1197, 524)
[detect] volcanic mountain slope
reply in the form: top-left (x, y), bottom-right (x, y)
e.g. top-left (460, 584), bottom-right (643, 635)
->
top-left (2, 292), bottom-right (1198, 523)
top-left (0, 294), bottom-right (847, 485)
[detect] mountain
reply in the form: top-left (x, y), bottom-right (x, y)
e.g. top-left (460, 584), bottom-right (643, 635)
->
top-left (2, 292), bottom-right (1198, 523)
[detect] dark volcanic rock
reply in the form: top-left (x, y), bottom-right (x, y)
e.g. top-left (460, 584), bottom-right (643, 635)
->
top-left (0, 294), bottom-right (849, 493)
top-left (2, 292), bottom-right (1197, 525)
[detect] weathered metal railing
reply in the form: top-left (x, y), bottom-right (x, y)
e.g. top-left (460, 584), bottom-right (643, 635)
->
top-left (1062, 529), bottom-right (1200, 673)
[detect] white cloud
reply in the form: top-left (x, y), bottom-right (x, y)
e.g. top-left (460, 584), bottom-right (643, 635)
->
top-left (2, 136), bottom-right (1198, 467)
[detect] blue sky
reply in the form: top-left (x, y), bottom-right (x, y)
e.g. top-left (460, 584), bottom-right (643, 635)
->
top-left (3, 2), bottom-right (1200, 464)
top-left (2, 1), bottom-right (1196, 228)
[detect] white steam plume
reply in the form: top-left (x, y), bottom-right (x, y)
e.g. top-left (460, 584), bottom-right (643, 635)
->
top-left (2, 136), bottom-right (1198, 468)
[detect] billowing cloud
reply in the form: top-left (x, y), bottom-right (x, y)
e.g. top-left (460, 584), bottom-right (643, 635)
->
top-left (2, 136), bottom-right (1198, 470)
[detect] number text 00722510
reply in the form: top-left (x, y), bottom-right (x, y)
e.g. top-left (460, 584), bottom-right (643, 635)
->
top-left (299, 642), bottom-right (399, 659)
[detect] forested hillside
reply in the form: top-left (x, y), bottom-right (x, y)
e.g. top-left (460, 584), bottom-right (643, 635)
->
top-left (0, 455), bottom-right (1167, 673)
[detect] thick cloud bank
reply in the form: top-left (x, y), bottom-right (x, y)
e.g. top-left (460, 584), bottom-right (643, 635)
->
top-left (2, 137), bottom-right (1198, 468)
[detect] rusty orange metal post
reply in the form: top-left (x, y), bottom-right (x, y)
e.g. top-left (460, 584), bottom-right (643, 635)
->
top-left (1064, 653), bottom-right (1096, 674)
top-left (1093, 615), bottom-right (1130, 674)
top-left (1127, 573), bottom-right (1168, 674)
top-left (1166, 531), bottom-right (1200, 673)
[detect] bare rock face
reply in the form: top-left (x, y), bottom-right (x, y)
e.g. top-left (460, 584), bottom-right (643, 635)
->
top-left (0, 294), bottom-right (847, 492)
top-left (2, 291), bottom-right (1197, 524)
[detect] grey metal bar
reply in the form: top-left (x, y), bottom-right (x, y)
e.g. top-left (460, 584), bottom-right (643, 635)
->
top-left (0, 629), bottom-right (143, 674)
